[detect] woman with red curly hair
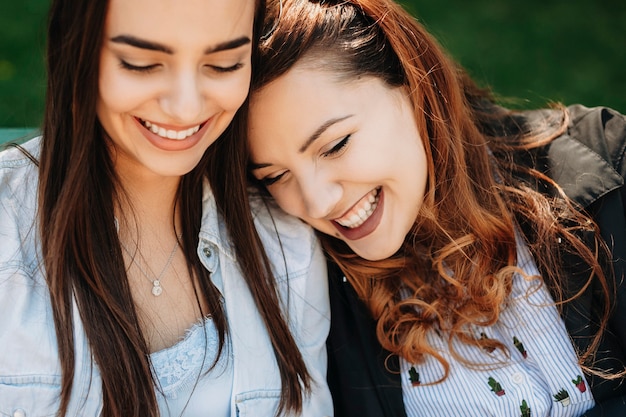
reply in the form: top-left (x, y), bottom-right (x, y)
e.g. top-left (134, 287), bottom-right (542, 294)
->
top-left (244, 0), bottom-right (626, 416)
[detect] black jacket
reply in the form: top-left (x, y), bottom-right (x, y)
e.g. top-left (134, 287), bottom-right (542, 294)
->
top-left (326, 105), bottom-right (626, 417)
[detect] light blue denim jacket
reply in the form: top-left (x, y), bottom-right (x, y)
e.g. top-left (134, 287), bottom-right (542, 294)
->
top-left (0, 138), bottom-right (333, 417)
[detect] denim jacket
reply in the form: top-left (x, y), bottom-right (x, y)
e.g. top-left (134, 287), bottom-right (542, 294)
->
top-left (0, 138), bottom-right (333, 417)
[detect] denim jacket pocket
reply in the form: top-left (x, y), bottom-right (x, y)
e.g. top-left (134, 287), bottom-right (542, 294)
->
top-left (0, 375), bottom-right (61, 417)
top-left (235, 389), bottom-right (281, 417)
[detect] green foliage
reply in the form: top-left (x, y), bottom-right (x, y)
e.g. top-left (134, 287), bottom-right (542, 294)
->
top-left (0, 0), bottom-right (48, 127)
top-left (400, 0), bottom-right (626, 113)
top-left (1, 0), bottom-right (625, 127)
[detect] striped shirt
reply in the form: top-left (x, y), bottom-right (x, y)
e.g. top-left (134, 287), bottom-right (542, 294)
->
top-left (401, 233), bottom-right (595, 416)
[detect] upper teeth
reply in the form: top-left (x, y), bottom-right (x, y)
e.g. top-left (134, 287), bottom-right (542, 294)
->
top-left (143, 120), bottom-right (201, 140)
top-left (336, 188), bottom-right (380, 229)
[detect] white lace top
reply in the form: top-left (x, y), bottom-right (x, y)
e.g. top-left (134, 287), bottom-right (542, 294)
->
top-left (151, 316), bottom-right (232, 417)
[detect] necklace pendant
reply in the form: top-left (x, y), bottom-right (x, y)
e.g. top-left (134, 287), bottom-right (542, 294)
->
top-left (151, 280), bottom-right (163, 297)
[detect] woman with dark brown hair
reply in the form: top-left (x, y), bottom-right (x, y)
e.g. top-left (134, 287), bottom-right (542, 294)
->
top-left (245, 0), bottom-right (626, 415)
top-left (0, 0), bottom-right (332, 416)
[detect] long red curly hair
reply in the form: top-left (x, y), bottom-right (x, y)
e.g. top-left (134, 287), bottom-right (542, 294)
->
top-left (250, 0), bottom-right (614, 381)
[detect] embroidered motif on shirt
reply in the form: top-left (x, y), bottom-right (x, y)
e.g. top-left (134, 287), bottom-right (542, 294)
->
top-left (520, 399), bottom-right (531, 417)
top-left (553, 388), bottom-right (571, 407)
top-left (572, 375), bottom-right (587, 393)
top-left (488, 376), bottom-right (506, 397)
top-left (513, 336), bottom-right (528, 359)
top-left (408, 366), bottom-right (421, 386)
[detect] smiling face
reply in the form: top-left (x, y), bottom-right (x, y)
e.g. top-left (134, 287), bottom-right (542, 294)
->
top-left (248, 64), bottom-right (429, 260)
top-left (97, 0), bottom-right (255, 181)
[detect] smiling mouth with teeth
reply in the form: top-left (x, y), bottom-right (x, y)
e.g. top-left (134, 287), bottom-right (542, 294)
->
top-left (140, 118), bottom-right (202, 140)
top-left (335, 187), bottom-right (381, 229)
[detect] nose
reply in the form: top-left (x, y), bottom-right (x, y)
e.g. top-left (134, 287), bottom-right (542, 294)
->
top-left (161, 69), bottom-right (203, 122)
top-left (298, 173), bottom-right (342, 220)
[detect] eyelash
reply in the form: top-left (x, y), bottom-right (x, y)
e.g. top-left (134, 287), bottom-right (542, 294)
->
top-left (322, 135), bottom-right (350, 157)
top-left (260, 135), bottom-right (351, 187)
top-left (210, 62), bottom-right (244, 73)
top-left (119, 60), bottom-right (244, 74)
top-left (259, 173), bottom-right (285, 187)
top-left (119, 60), bottom-right (159, 73)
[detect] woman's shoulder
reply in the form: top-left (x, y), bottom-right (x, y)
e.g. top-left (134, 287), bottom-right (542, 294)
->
top-left (0, 136), bottom-right (40, 212)
top-left (523, 104), bottom-right (626, 165)
top-left (0, 136), bottom-right (40, 189)
top-left (565, 104), bottom-right (626, 170)
top-left (248, 188), bottom-right (319, 279)
top-left (513, 105), bottom-right (625, 208)
top-left (0, 135), bottom-right (41, 163)
top-left (248, 188), bottom-right (315, 241)
top-left (0, 137), bottom-right (40, 270)
top-left (557, 105), bottom-right (625, 207)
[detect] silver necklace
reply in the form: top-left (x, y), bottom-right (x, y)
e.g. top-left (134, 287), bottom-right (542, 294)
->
top-left (120, 237), bottom-right (180, 297)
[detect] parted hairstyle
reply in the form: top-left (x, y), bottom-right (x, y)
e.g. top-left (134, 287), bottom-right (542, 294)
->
top-left (38, 0), bottom-right (311, 415)
top-left (249, 0), bottom-right (615, 382)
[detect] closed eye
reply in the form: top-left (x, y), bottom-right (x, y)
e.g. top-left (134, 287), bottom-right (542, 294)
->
top-left (208, 62), bottom-right (244, 73)
top-left (119, 59), bottom-right (159, 73)
top-left (259, 171), bottom-right (287, 187)
top-left (322, 135), bottom-right (350, 157)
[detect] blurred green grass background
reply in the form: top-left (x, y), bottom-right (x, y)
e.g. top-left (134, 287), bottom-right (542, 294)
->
top-left (1, 0), bottom-right (624, 128)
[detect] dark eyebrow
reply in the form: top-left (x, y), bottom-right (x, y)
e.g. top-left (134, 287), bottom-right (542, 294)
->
top-left (109, 35), bottom-right (251, 55)
top-left (249, 115), bottom-right (353, 171)
top-left (249, 161), bottom-right (271, 171)
top-left (205, 36), bottom-right (251, 54)
top-left (110, 35), bottom-right (173, 53)
top-left (298, 115), bottom-right (353, 153)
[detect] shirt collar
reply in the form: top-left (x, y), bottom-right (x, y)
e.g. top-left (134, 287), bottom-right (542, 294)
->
top-left (198, 178), bottom-right (236, 263)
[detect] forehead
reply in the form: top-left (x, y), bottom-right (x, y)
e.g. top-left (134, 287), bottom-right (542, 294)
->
top-left (105, 0), bottom-right (255, 45)
top-left (250, 66), bottom-right (343, 123)
top-left (247, 66), bottom-right (389, 161)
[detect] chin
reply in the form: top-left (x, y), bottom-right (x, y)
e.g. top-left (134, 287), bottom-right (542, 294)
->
top-left (351, 244), bottom-right (401, 262)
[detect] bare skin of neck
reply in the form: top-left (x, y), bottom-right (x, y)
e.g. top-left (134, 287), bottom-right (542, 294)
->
top-left (116, 172), bottom-right (209, 353)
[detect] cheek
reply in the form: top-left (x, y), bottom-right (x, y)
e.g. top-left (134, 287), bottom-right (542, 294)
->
top-left (270, 186), bottom-right (303, 218)
top-left (98, 62), bottom-right (152, 115)
top-left (98, 60), bottom-right (121, 114)
top-left (208, 69), bottom-right (251, 112)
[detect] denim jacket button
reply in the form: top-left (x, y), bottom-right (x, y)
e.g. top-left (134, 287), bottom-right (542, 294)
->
top-left (203, 247), bottom-right (212, 257)
top-left (13, 409), bottom-right (26, 417)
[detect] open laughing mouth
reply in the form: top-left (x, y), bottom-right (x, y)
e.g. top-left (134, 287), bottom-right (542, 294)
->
top-left (138, 118), bottom-right (205, 140)
top-left (334, 187), bottom-right (381, 229)
top-left (331, 187), bottom-right (384, 241)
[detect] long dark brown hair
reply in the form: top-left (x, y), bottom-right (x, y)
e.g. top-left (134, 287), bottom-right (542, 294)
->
top-left (249, 0), bottom-right (615, 381)
top-left (39, 0), bottom-right (310, 415)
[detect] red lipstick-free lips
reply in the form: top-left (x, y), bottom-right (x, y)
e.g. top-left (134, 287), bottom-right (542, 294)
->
top-left (135, 117), bottom-right (212, 152)
top-left (332, 188), bottom-right (384, 241)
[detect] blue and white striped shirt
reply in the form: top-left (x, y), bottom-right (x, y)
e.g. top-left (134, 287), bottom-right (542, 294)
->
top-left (401, 233), bottom-right (595, 416)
